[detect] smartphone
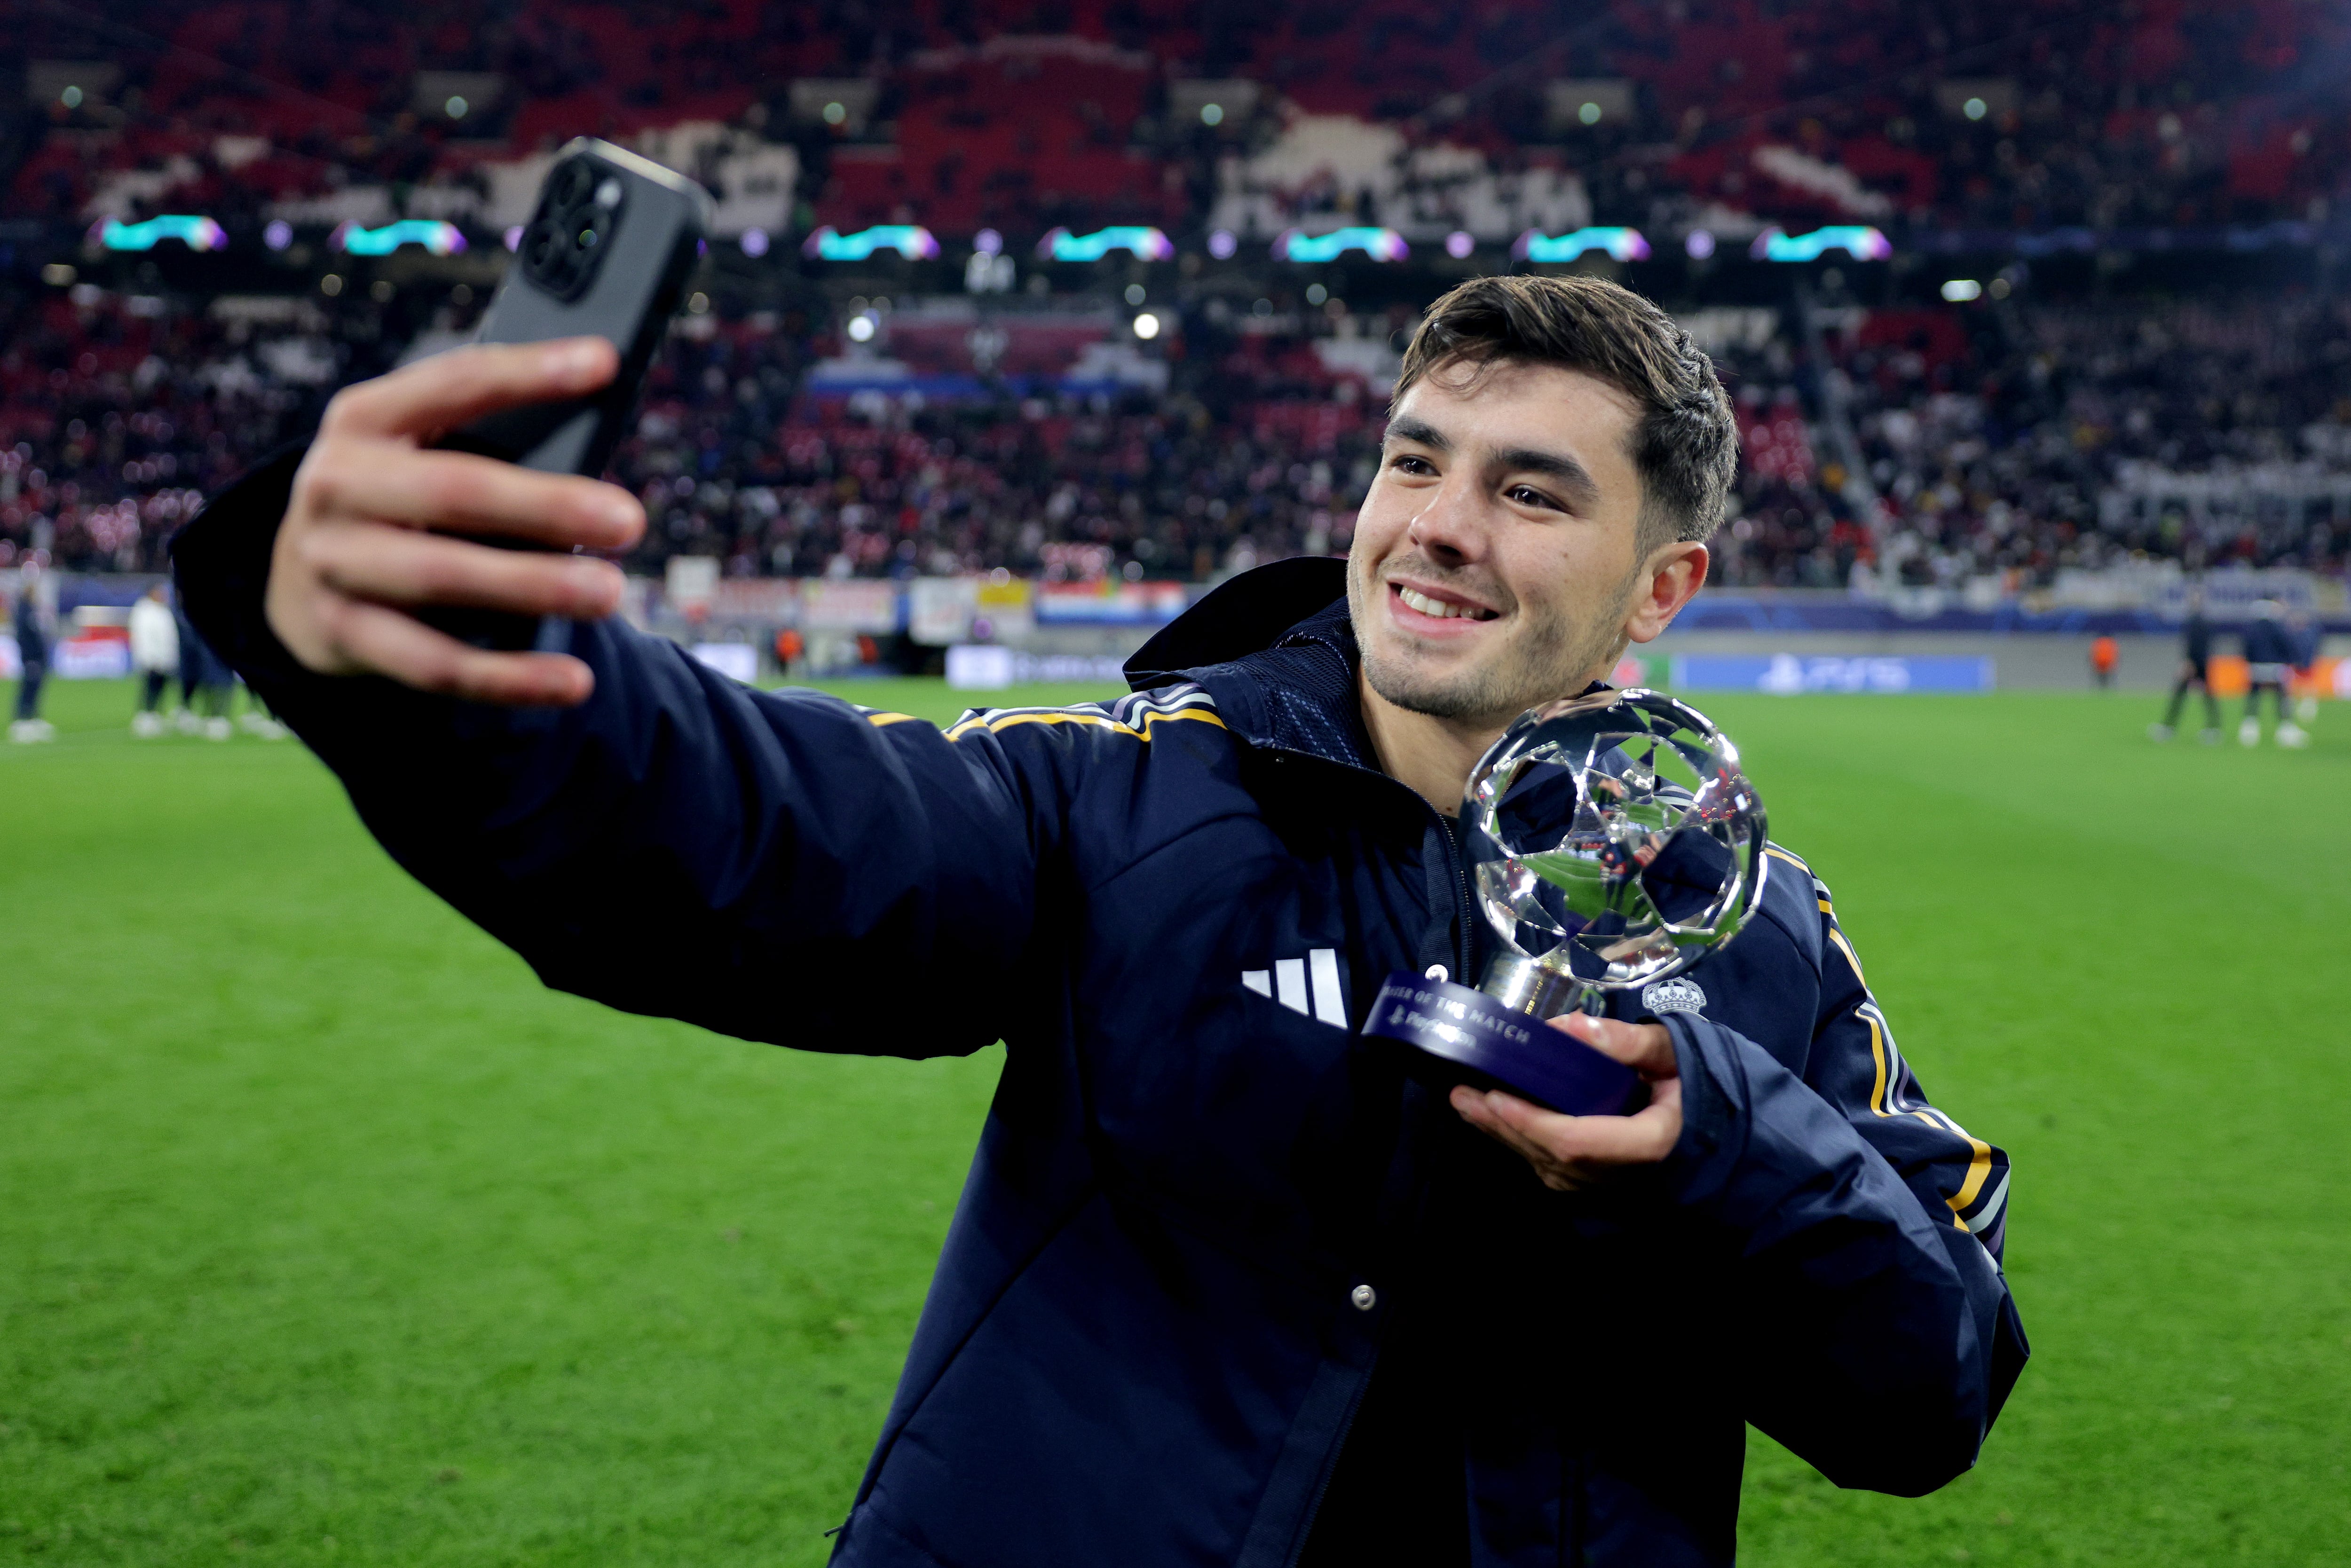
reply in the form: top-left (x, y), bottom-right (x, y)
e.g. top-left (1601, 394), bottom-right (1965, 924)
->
top-left (429, 138), bottom-right (712, 650)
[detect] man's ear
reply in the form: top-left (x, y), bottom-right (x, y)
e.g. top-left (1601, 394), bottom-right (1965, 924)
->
top-left (1624, 541), bottom-right (1708, 646)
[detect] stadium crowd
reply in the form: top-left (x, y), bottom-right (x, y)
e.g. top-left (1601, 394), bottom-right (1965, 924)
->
top-left (5, 277), bottom-right (2348, 591)
top-left (12, 0), bottom-right (2346, 242)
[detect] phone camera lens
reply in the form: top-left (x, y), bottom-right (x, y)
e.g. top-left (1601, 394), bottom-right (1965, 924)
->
top-left (523, 155), bottom-right (621, 299)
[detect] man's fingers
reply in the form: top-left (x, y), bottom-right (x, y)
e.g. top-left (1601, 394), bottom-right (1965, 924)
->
top-left (319, 597), bottom-right (596, 707)
top-left (296, 445), bottom-right (644, 550)
top-left (1449, 1084), bottom-right (1681, 1190)
top-left (1459, 1087), bottom-right (1679, 1164)
top-left (1554, 1012), bottom-right (1678, 1078)
top-left (319, 338), bottom-right (619, 442)
top-left (303, 520), bottom-right (628, 619)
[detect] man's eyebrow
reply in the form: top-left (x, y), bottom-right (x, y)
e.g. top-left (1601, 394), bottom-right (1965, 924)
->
top-left (1381, 414), bottom-right (1451, 452)
top-left (1493, 446), bottom-right (1602, 509)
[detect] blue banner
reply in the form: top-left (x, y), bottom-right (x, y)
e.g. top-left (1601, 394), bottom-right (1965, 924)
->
top-left (1671, 654), bottom-right (1995, 693)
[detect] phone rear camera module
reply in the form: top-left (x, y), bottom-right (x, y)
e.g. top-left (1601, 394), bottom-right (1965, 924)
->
top-left (521, 156), bottom-right (624, 301)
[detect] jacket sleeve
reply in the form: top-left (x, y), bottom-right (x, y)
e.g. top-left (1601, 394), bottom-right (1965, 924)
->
top-left (1660, 850), bottom-right (2028, 1497)
top-left (172, 448), bottom-right (1046, 1056)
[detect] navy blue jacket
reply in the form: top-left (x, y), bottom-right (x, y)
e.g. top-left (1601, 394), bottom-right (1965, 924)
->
top-left (176, 452), bottom-right (2025, 1568)
top-left (2242, 615), bottom-right (2296, 669)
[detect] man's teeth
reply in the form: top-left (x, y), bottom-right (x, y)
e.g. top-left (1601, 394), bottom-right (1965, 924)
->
top-left (1396, 585), bottom-right (1494, 621)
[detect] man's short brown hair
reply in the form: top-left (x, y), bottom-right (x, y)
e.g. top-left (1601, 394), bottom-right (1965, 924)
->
top-left (1393, 275), bottom-right (1739, 551)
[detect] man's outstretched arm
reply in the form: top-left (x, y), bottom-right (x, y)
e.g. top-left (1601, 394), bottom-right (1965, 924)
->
top-left (177, 341), bottom-right (1041, 1055)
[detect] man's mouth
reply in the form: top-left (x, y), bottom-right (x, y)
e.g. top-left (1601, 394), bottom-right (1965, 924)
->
top-left (1392, 583), bottom-right (1500, 622)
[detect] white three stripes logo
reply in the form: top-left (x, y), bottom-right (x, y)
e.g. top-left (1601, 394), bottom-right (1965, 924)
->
top-left (1242, 949), bottom-right (1348, 1028)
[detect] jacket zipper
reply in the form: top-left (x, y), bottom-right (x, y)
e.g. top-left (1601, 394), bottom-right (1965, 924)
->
top-left (1264, 743), bottom-right (1478, 981)
top-left (1261, 748), bottom-right (1477, 1565)
top-left (1431, 808), bottom-right (1475, 980)
top-left (1284, 1366), bottom-right (1379, 1568)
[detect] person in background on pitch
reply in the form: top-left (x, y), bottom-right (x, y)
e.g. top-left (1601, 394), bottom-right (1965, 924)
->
top-left (2088, 634), bottom-right (2117, 690)
top-left (2150, 587), bottom-right (2219, 743)
top-left (9, 561), bottom-right (54, 744)
top-left (129, 582), bottom-right (181, 737)
top-left (174, 594), bottom-right (237, 740)
top-left (2239, 599), bottom-right (2302, 749)
top-left (2285, 604), bottom-right (2321, 738)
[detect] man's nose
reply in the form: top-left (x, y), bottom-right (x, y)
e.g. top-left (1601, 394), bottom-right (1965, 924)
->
top-left (1407, 478), bottom-right (1487, 566)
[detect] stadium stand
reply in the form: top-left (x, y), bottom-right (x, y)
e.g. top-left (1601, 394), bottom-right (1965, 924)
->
top-left (5, 0), bottom-right (2347, 594)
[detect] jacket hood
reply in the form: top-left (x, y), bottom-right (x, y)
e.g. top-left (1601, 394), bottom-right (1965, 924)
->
top-left (1123, 557), bottom-right (1374, 769)
top-left (1124, 557), bottom-right (1349, 688)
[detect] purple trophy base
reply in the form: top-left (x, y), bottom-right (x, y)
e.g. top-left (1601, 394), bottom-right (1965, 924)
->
top-left (1359, 971), bottom-right (1639, 1117)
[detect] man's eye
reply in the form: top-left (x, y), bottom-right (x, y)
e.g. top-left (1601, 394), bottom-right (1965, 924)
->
top-left (1388, 454), bottom-right (1436, 475)
top-left (1507, 485), bottom-right (1561, 510)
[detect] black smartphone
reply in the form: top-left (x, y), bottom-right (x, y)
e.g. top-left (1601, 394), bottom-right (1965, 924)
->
top-left (428, 137), bottom-right (712, 650)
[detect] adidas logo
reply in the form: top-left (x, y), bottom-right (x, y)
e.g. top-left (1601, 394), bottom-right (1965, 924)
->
top-left (1242, 949), bottom-right (1349, 1027)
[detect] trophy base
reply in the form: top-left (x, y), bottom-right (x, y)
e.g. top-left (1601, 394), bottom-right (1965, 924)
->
top-left (1359, 972), bottom-right (1638, 1117)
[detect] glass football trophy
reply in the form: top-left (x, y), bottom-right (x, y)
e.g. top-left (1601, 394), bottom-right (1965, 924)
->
top-left (1360, 689), bottom-right (1768, 1115)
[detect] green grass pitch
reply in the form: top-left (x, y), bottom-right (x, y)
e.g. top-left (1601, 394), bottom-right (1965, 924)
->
top-left (4, 674), bottom-right (2347, 1566)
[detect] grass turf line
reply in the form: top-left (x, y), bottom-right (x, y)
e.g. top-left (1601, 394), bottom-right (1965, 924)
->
top-left (3, 677), bottom-right (2347, 1565)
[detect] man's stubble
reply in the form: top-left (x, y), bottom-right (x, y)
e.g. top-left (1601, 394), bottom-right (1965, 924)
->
top-left (1349, 552), bottom-right (1640, 727)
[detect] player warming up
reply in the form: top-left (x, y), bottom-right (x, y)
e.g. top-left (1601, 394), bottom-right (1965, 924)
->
top-left (2150, 589), bottom-right (2221, 744)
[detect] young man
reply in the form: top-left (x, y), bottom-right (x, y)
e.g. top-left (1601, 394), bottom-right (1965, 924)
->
top-left (175, 276), bottom-right (2025, 1568)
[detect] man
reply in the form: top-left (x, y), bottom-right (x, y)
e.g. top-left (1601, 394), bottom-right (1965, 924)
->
top-left (9, 561), bottom-right (54, 744)
top-left (173, 593), bottom-right (236, 740)
top-left (2149, 587), bottom-right (2220, 744)
top-left (2284, 603), bottom-right (2320, 746)
top-left (2239, 599), bottom-right (2296, 748)
top-left (176, 276), bottom-right (2025, 1567)
top-left (129, 582), bottom-right (181, 737)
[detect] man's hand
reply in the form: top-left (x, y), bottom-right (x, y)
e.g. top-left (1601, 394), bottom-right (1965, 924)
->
top-left (264, 339), bottom-right (648, 707)
top-left (1449, 1012), bottom-right (1683, 1191)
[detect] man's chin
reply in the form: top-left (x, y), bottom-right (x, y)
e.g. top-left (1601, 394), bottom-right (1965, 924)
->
top-left (1361, 646), bottom-right (1515, 725)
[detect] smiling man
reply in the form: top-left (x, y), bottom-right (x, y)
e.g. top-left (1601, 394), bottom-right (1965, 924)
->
top-left (174, 274), bottom-right (2025, 1567)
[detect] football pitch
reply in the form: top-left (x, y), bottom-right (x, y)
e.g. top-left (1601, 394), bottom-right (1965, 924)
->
top-left (4, 675), bottom-right (2346, 1566)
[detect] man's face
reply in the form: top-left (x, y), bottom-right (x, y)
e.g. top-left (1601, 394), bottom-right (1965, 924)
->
top-left (1347, 359), bottom-right (1655, 726)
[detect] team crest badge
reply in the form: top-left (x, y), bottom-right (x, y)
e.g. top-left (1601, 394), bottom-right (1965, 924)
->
top-left (1641, 977), bottom-right (1708, 1016)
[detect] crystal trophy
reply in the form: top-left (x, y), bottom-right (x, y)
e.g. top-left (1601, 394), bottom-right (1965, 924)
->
top-left (1360, 689), bottom-right (1767, 1115)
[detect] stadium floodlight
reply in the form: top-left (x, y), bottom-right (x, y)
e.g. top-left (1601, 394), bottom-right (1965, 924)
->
top-left (803, 224), bottom-right (941, 261)
top-left (1512, 226), bottom-right (1651, 264)
top-left (1750, 225), bottom-right (1893, 262)
top-left (1274, 227), bottom-right (1409, 263)
top-left (331, 219), bottom-right (466, 257)
top-left (90, 215), bottom-right (229, 253)
top-left (1133, 311), bottom-right (1161, 340)
top-left (1941, 278), bottom-right (1984, 302)
top-left (1040, 226), bottom-right (1176, 262)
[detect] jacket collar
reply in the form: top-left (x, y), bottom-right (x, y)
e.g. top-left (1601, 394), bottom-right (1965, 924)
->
top-left (1124, 558), bottom-right (1374, 769)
